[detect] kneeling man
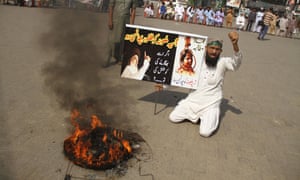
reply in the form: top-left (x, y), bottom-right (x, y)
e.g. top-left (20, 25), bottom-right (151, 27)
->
top-left (169, 31), bottom-right (242, 137)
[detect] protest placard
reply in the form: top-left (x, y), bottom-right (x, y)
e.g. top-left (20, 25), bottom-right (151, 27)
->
top-left (226, 0), bottom-right (241, 8)
top-left (121, 24), bottom-right (207, 90)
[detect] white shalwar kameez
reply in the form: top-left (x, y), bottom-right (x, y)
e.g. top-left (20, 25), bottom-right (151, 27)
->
top-left (174, 5), bottom-right (184, 21)
top-left (169, 52), bottom-right (242, 137)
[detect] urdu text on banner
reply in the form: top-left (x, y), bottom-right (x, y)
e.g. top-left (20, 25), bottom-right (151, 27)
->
top-left (121, 24), bottom-right (207, 90)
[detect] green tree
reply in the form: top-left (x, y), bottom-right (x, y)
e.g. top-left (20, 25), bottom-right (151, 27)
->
top-left (187, 0), bottom-right (196, 6)
top-left (262, 0), bottom-right (286, 5)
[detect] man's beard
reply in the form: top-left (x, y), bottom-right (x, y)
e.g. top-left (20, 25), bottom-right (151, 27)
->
top-left (205, 54), bottom-right (220, 68)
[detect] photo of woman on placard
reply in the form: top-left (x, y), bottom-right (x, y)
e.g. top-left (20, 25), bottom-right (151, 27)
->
top-left (176, 36), bottom-right (196, 76)
top-left (171, 35), bottom-right (206, 89)
top-left (177, 48), bottom-right (196, 75)
top-left (121, 47), bottom-right (151, 80)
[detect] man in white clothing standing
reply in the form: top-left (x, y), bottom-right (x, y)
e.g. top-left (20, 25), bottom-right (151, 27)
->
top-left (174, 4), bottom-right (185, 22)
top-left (253, 7), bottom-right (264, 32)
top-left (236, 13), bottom-right (246, 30)
top-left (169, 31), bottom-right (242, 137)
top-left (276, 15), bottom-right (289, 37)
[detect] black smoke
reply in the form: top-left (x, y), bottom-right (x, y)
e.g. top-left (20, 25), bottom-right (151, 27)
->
top-left (40, 9), bottom-right (136, 130)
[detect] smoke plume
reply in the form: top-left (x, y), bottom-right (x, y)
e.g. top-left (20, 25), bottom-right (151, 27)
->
top-left (40, 9), bottom-right (136, 130)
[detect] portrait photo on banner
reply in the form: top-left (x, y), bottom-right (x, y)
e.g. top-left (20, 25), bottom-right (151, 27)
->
top-left (226, 0), bottom-right (241, 8)
top-left (171, 35), bottom-right (206, 89)
top-left (121, 24), bottom-right (207, 90)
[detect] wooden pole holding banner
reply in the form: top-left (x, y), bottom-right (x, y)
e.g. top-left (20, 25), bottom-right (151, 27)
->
top-left (153, 83), bottom-right (192, 115)
top-left (153, 83), bottom-right (164, 115)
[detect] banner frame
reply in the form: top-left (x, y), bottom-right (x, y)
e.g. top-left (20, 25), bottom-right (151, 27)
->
top-left (125, 24), bottom-right (208, 41)
top-left (122, 24), bottom-right (208, 90)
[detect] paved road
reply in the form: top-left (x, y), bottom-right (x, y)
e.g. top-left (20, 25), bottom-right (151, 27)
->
top-left (0, 5), bottom-right (299, 180)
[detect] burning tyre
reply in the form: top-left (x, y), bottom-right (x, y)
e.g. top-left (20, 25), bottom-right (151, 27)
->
top-left (64, 110), bottom-right (132, 170)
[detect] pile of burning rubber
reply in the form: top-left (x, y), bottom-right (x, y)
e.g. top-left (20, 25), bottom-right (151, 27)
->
top-left (64, 109), bottom-right (133, 170)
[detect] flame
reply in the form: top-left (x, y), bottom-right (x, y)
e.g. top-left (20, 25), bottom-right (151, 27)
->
top-left (64, 109), bottom-right (132, 169)
top-left (90, 115), bottom-right (104, 128)
top-left (122, 140), bottom-right (132, 153)
top-left (102, 133), bottom-right (107, 143)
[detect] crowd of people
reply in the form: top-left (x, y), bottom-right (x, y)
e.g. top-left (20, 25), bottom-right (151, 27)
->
top-left (144, 2), bottom-right (227, 27)
top-left (1, 0), bottom-right (56, 7)
top-left (144, 2), bottom-right (300, 39)
top-left (0, 0), bottom-right (108, 9)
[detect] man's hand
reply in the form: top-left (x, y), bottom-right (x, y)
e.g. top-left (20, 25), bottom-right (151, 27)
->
top-left (144, 51), bottom-right (151, 62)
top-left (108, 6), bottom-right (114, 30)
top-left (108, 21), bottom-right (113, 30)
top-left (228, 31), bottom-right (239, 52)
top-left (228, 31), bottom-right (239, 44)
